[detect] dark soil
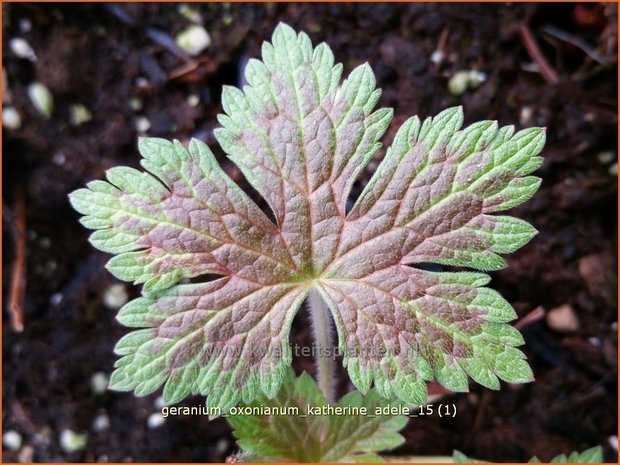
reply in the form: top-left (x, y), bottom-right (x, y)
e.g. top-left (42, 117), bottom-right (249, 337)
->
top-left (2, 3), bottom-right (618, 463)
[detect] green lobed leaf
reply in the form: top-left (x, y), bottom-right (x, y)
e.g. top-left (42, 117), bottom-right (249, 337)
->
top-left (70, 23), bottom-right (544, 410)
top-left (548, 446), bottom-right (604, 463)
top-left (455, 445), bottom-right (603, 463)
top-left (228, 369), bottom-right (407, 462)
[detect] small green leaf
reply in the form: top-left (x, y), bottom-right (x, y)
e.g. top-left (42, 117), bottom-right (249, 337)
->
top-left (228, 369), bottom-right (407, 462)
top-left (453, 450), bottom-right (478, 463)
top-left (550, 446), bottom-right (603, 463)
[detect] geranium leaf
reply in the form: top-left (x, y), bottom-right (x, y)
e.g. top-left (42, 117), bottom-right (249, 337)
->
top-left (228, 369), bottom-right (407, 462)
top-left (111, 278), bottom-right (307, 410)
top-left (455, 445), bottom-right (603, 463)
top-left (549, 446), bottom-right (603, 463)
top-left (70, 23), bottom-right (544, 411)
top-left (69, 138), bottom-right (296, 293)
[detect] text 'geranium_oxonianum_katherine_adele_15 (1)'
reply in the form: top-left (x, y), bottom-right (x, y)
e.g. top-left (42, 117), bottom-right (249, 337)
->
top-left (69, 23), bottom-right (545, 413)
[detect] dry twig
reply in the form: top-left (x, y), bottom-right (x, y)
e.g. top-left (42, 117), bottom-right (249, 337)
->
top-left (9, 188), bottom-right (27, 332)
top-left (520, 23), bottom-right (560, 84)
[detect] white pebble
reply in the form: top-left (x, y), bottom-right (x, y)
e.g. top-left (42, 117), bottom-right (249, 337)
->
top-left (52, 152), bottom-right (66, 165)
top-left (18, 444), bottom-right (34, 462)
top-left (546, 304), bottom-right (579, 333)
top-left (129, 97), bottom-right (143, 111)
top-left (187, 94), bottom-right (200, 107)
top-left (178, 4), bottom-right (203, 23)
top-left (147, 413), bottom-right (165, 429)
top-left (135, 116), bottom-right (151, 133)
top-left (154, 395), bottom-right (166, 409)
top-left (19, 19), bottom-right (32, 33)
top-left (135, 77), bottom-right (150, 88)
top-left (102, 283), bottom-right (128, 310)
top-left (49, 292), bottom-right (64, 306)
top-left (27, 82), bottom-right (53, 118)
top-left (3, 107), bottom-right (22, 130)
top-left (176, 25), bottom-right (211, 56)
top-left (10, 38), bottom-right (36, 61)
top-left (588, 337), bottom-right (602, 347)
top-left (59, 429), bottom-right (87, 453)
top-left (3, 430), bottom-right (23, 451)
top-left (597, 151), bottom-right (615, 165)
top-left (520, 106), bottom-right (533, 126)
top-left (90, 372), bottom-right (109, 395)
top-left (448, 69), bottom-right (487, 96)
top-left (215, 438), bottom-right (229, 454)
top-left (69, 104), bottom-right (92, 126)
top-left (467, 70), bottom-right (487, 87)
top-left (448, 71), bottom-right (469, 96)
top-left (430, 50), bottom-right (444, 65)
top-left (92, 414), bottom-right (110, 432)
top-left (608, 435), bottom-right (618, 452)
top-left (608, 162), bottom-right (617, 177)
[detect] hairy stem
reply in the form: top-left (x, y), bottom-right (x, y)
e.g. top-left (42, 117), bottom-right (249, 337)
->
top-left (308, 287), bottom-right (336, 403)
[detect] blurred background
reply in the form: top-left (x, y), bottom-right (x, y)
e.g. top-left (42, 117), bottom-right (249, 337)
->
top-left (2, 2), bottom-right (618, 462)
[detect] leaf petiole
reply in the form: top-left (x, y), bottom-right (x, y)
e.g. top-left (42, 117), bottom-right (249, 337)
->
top-left (308, 287), bottom-right (337, 403)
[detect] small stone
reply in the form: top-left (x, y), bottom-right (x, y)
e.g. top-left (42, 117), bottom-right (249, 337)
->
top-left (19, 19), bottom-right (32, 33)
top-left (3, 107), bottom-right (22, 130)
top-left (187, 94), bottom-right (200, 107)
top-left (176, 25), bottom-right (211, 56)
top-left (52, 152), bottom-right (66, 165)
top-left (90, 372), bottom-right (109, 395)
top-left (215, 438), bottom-right (229, 454)
top-left (59, 429), bottom-right (87, 453)
top-left (448, 70), bottom-right (487, 96)
top-left (102, 283), bottom-right (128, 310)
top-left (32, 426), bottom-right (52, 447)
top-left (135, 77), bottom-right (150, 89)
top-left (597, 151), bottom-right (615, 165)
top-left (519, 106), bottom-right (533, 126)
top-left (27, 82), bottom-right (53, 118)
top-left (467, 70), bottom-right (487, 87)
top-left (129, 97), bottom-right (143, 111)
top-left (69, 104), bottom-right (92, 126)
top-left (546, 304), bottom-right (579, 333)
top-left (50, 293), bottom-right (63, 306)
top-left (147, 413), bottom-right (165, 429)
top-left (18, 445), bottom-right (34, 462)
top-left (92, 414), bottom-right (110, 432)
top-left (3, 430), bottom-right (23, 451)
top-left (588, 337), bottom-right (602, 347)
top-left (178, 4), bottom-right (203, 23)
top-left (10, 38), bottom-right (36, 61)
top-left (154, 396), bottom-right (166, 409)
top-left (430, 50), bottom-right (444, 65)
top-left (608, 162), bottom-right (617, 177)
top-left (608, 435), bottom-right (618, 452)
top-left (135, 116), bottom-right (151, 133)
top-left (45, 261), bottom-right (58, 272)
top-left (448, 71), bottom-right (469, 96)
